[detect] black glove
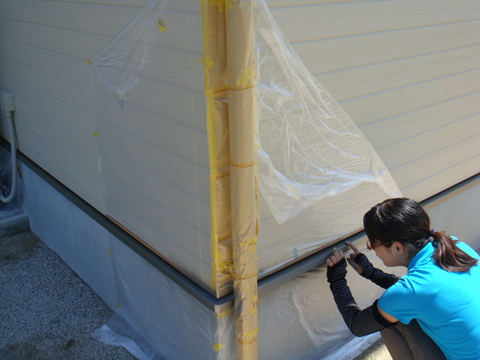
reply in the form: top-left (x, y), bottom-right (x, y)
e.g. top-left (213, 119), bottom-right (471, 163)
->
top-left (355, 253), bottom-right (399, 289)
top-left (327, 257), bottom-right (347, 283)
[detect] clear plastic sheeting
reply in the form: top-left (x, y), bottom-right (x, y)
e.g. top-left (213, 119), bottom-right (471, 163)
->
top-left (257, 249), bottom-right (406, 360)
top-left (253, 1), bottom-right (401, 224)
top-left (92, 322), bottom-right (156, 360)
top-left (91, 0), bottom-right (212, 292)
top-left (90, 0), bottom-right (402, 295)
top-left (92, 0), bottom-right (168, 105)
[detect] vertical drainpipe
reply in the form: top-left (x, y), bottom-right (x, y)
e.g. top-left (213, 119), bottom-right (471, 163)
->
top-left (225, 1), bottom-right (259, 359)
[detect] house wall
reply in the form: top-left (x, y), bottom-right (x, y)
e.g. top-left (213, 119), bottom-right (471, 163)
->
top-left (267, 0), bottom-right (480, 200)
top-left (1, 0), bottom-right (479, 295)
top-left (0, 0), bottom-right (213, 289)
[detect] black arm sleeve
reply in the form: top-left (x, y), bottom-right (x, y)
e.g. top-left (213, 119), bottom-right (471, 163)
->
top-left (327, 259), bottom-right (396, 337)
top-left (355, 253), bottom-right (400, 289)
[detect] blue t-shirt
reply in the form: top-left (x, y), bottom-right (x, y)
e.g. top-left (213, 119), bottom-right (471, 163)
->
top-left (378, 240), bottom-right (480, 360)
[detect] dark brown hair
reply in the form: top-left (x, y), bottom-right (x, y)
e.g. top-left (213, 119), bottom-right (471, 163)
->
top-left (363, 198), bottom-right (478, 272)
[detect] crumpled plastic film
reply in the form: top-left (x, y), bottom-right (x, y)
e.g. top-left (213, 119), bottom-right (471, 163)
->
top-left (253, 1), bottom-right (401, 224)
top-left (91, 0), bottom-right (168, 105)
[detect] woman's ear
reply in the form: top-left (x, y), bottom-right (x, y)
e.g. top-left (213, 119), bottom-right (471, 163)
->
top-left (392, 241), bottom-right (406, 255)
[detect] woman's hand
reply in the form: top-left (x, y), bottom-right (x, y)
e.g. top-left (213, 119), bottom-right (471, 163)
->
top-left (345, 241), bottom-right (364, 274)
top-left (326, 249), bottom-right (347, 284)
top-left (326, 250), bottom-right (345, 267)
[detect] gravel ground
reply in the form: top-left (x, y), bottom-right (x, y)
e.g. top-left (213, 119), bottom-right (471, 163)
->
top-left (0, 230), bottom-right (136, 360)
top-left (0, 228), bottom-right (391, 360)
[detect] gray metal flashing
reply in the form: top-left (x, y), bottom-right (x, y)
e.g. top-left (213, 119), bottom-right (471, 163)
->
top-left (2, 138), bottom-right (479, 313)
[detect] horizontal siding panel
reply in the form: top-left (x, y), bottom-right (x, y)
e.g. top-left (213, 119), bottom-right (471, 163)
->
top-left (269, 0), bottom-right (480, 43)
top-left (316, 44), bottom-right (480, 102)
top-left (103, 155), bottom-right (211, 238)
top-left (391, 135), bottom-right (480, 192)
top-left (267, 0), bottom-right (365, 6)
top-left (0, 53), bottom-right (207, 135)
top-left (0, 57), bottom-right (96, 114)
top-left (98, 125), bottom-right (210, 202)
top-left (0, 38), bottom-right (91, 89)
top-left (14, 102), bottom-right (100, 169)
top-left (99, 104), bottom-right (209, 167)
top-left (0, 23), bottom-right (203, 93)
top-left (0, 74), bottom-right (95, 137)
top-left (0, 0), bottom-right (135, 36)
top-left (0, 19), bottom-right (103, 60)
top-left (361, 92), bottom-right (480, 149)
top-left (401, 152), bottom-right (480, 201)
top-left (126, 77), bottom-right (207, 132)
top-left (0, 1), bottom-right (202, 52)
top-left (0, 47), bottom-right (208, 167)
top-left (51, 0), bottom-right (199, 12)
top-left (17, 129), bottom-right (106, 212)
top-left (17, 121), bottom-right (101, 187)
top-left (379, 114), bottom-right (480, 170)
top-left (294, 20), bottom-right (480, 74)
top-left (342, 69), bottom-right (480, 127)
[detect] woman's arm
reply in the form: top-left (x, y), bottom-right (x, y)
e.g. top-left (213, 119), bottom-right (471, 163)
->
top-left (327, 251), bottom-right (397, 337)
top-left (346, 241), bottom-right (400, 289)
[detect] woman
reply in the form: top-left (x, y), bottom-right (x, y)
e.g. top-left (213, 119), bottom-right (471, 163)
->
top-left (326, 198), bottom-right (480, 360)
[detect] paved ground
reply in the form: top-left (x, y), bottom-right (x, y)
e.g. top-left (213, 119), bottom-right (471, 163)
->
top-left (0, 228), bottom-right (390, 360)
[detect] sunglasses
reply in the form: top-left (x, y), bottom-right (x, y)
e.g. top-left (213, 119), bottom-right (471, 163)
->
top-left (366, 240), bottom-right (394, 251)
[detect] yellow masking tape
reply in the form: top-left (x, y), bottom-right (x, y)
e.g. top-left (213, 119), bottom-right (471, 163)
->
top-left (106, 247), bottom-right (112, 257)
top-left (237, 328), bottom-right (259, 344)
top-left (114, 302), bottom-right (121, 309)
top-left (157, 19), bottom-right (166, 32)
top-left (231, 272), bottom-right (257, 281)
top-left (86, 58), bottom-right (92, 65)
top-left (212, 343), bottom-right (224, 352)
top-left (236, 66), bottom-right (253, 87)
top-left (198, 57), bottom-right (214, 71)
top-left (93, 131), bottom-right (99, 138)
top-left (219, 260), bottom-right (233, 273)
top-left (230, 160), bottom-right (256, 168)
top-left (238, 237), bottom-right (257, 247)
top-left (288, 184), bottom-right (301, 200)
top-left (217, 308), bottom-right (233, 319)
top-left (225, 0), bottom-right (236, 10)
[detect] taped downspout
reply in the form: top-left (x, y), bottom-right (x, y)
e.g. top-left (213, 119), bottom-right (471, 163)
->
top-left (202, 1), bottom-right (258, 356)
top-left (225, 1), bottom-right (259, 359)
top-left (202, 1), bottom-right (235, 299)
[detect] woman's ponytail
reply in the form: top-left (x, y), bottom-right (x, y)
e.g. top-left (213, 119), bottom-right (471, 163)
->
top-left (431, 230), bottom-right (478, 272)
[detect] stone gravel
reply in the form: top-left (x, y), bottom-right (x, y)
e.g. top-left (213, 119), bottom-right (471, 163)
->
top-left (0, 230), bottom-right (136, 360)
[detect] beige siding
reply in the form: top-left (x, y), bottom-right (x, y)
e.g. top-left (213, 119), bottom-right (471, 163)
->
top-left (268, 0), bottom-right (480, 200)
top-left (0, 0), bottom-right (212, 289)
